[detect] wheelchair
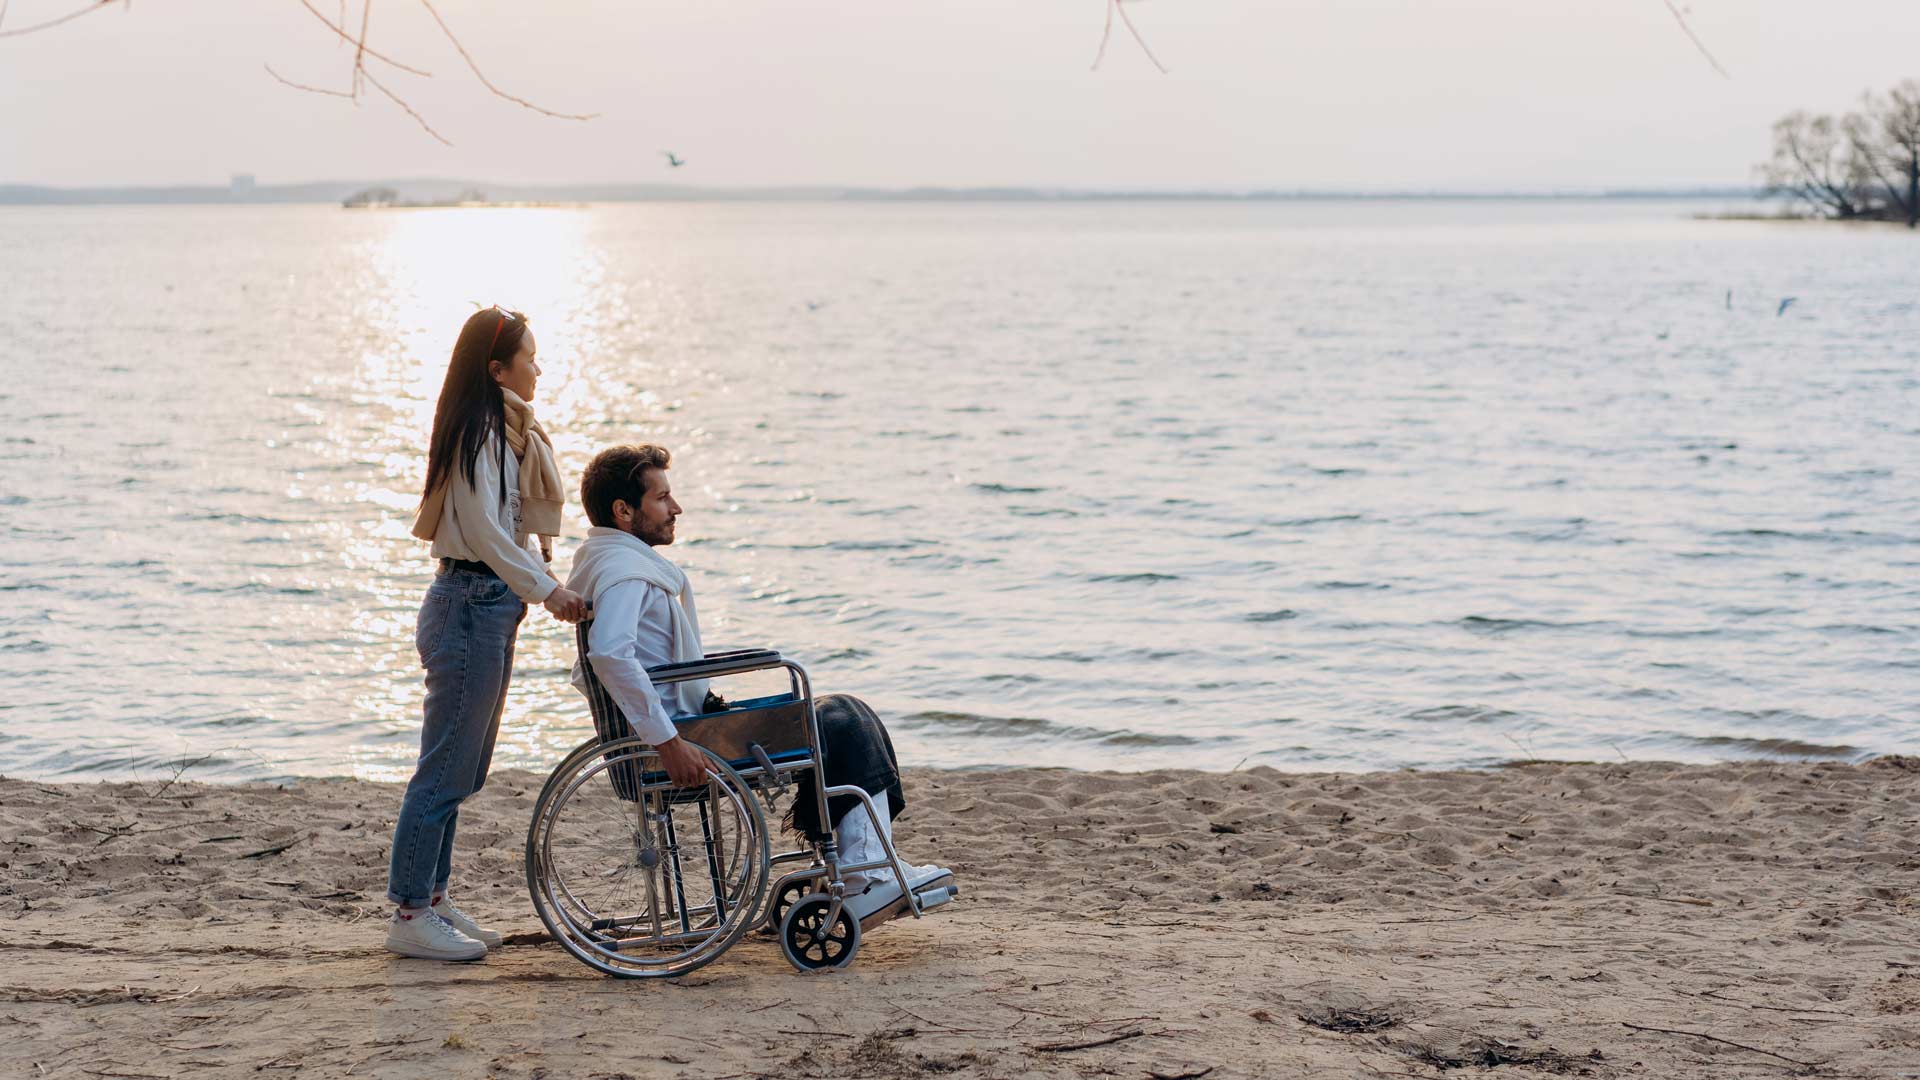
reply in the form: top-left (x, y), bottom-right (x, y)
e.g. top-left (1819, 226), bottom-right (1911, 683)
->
top-left (523, 622), bottom-right (959, 978)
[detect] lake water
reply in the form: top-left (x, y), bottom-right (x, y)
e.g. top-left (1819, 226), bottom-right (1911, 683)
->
top-left (0, 199), bottom-right (1914, 782)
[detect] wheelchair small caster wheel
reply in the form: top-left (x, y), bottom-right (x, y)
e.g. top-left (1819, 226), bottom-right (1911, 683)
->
top-left (779, 894), bottom-right (860, 972)
top-left (765, 876), bottom-right (822, 933)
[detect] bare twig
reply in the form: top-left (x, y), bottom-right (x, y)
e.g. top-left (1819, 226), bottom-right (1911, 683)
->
top-left (1613, 892), bottom-right (1713, 907)
top-left (1091, 0), bottom-right (1166, 74)
top-left (1112, 0), bottom-right (1168, 74)
top-left (415, 0), bottom-right (596, 119)
top-left (292, 0), bottom-right (431, 76)
top-left (351, 0), bottom-right (371, 97)
top-left (237, 838), bottom-right (302, 860)
top-left (363, 66), bottom-right (453, 145)
top-left (140, 752), bottom-right (220, 800)
top-left (1090, 0), bottom-right (1114, 71)
top-left (1659, 0), bottom-right (1729, 79)
top-left (264, 64), bottom-right (355, 98)
top-left (1619, 1022), bottom-right (1821, 1068)
top-left (0, 0), bottom-right (114, 40)
top-left (1032, 1028), bottom-right (1156, 1053)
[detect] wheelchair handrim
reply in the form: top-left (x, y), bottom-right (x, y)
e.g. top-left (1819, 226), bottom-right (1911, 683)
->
top-left (525, 737), bottom-right (771, 977)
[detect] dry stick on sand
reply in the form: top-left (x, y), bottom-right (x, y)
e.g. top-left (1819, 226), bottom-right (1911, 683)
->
top-left (1030, 1028), bottom-right (1157, 1053)
top-left (138, 752), bottom-right (223, 801)
top-left (238, 839), bottom-right (302, 860)
top-left (1613, 891), bottom-right (1714, 907)
top-left (1619, 1022), bottom-right (1822, 1068)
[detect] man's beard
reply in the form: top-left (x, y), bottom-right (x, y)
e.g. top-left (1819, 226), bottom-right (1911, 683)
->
top-left (632, 519), bottom-right (674, 546)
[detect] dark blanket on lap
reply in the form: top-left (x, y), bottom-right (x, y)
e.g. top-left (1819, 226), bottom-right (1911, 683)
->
top-left (783, 692), bottom-right (906, 842)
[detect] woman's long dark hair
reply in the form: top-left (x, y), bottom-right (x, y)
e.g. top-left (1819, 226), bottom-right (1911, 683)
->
top-left (423, 307), bottom-right (529, 499)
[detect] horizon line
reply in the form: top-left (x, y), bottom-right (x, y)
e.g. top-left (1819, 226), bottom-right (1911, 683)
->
top-left (0, 177), bottom-right (1769, 207)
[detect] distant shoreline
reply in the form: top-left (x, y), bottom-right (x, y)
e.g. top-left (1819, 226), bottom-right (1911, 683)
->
top-left (0, 179), bottom-right (1766, 207)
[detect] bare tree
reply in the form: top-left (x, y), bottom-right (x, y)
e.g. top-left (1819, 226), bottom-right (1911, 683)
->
top-left (1853, 81), bottom-right (1920, 228)
top-left (1761, 111), bottom-right (1870, 219)
top-left (1764, 82), bottom-right (1920, 226)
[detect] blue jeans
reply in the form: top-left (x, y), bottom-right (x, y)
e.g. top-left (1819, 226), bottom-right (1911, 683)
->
top-left (386, 567), bottom-right (527, 907)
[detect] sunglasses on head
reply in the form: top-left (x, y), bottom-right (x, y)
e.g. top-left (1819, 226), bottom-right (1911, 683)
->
top-left (485, 304), bottom-right (523, 354)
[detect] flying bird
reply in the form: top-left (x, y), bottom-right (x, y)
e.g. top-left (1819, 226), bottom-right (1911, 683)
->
top-left (1777, 297), bottom-right (1797, 316)
top-left (662, 151), bottom-right (685, 168)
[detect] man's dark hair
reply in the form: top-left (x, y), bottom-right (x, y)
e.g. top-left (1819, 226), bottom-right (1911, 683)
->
top-left (581, 444), bottom-right (671, 528)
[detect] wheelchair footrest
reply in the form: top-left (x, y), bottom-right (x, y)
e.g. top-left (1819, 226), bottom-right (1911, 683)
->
top-left (854, 881), bottom-right (960, 931)
top-left (914, 884), bottom-right (958, 911)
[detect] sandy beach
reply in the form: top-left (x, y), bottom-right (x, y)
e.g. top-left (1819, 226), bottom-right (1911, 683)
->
top-left (3, 757), bottom-right (1916, 1079)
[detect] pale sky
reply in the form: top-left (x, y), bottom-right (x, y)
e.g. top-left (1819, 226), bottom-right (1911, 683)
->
top-left (3, 0), bottom-right (1917, 191)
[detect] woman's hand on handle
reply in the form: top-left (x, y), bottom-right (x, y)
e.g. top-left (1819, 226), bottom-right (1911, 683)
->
top-left (543, 586), bottom-right (588, 623)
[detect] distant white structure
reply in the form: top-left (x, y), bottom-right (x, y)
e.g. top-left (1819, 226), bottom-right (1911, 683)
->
top-left (229, 173), bottom-right (257, 199)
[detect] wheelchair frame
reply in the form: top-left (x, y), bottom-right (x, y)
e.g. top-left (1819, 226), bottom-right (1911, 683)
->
top-left (524, 628), bottom-right (956, 977)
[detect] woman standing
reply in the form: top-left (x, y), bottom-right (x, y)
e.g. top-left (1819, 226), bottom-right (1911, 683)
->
top-left (386, 305), bottom-right (587, 961)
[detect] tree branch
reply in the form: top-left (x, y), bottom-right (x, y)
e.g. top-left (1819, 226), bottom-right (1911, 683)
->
top-left (351, 0), bottom-right (371, 98)
top-left (292, 0), bottom-right (431, 76)
top-left (1112, 0), bottom-right (1168, 74)
top-left (264, 62), bottom-right (355, 99)
top-left (415, 0), bottom-right (596, 119)
top-left (1091, 0), bottom-right (1167, 75)
top-left (363, 65), bottom-right (452, 145)
top-left (0, 0), bottom-right (115, 40)
top-left (1659, 0), bottom-right (1728, 79)
top-left (1089, 0), bottom-right (1114, 71)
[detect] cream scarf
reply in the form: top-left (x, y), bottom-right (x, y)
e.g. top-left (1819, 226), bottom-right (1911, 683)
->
top-left (411, 388), bottom-right (565, 560)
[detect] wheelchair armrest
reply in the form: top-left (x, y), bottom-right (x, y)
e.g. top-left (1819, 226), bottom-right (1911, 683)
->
top-left (645, 648), bottom-right (785, 684)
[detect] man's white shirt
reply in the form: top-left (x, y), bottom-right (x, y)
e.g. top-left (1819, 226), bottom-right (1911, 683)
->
top-left (578, 579), bottom-right (696, 745)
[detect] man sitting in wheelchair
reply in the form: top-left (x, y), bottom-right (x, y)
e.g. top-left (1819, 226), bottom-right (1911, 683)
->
top-left (565, 443), bottom-right (955, 927)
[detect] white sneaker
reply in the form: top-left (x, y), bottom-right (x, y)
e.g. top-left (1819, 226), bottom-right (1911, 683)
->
top-left (385, 909), bottom-right (486, 961)
top-left (842, 863), bottom-right (958, 922)
top-left (844, 860), bottom-right (953, 897)
top-left (431, 898), bottom-right (503, 948)
top-left (843, 877), bottom-right (906, 922)
top-left (905, 863), bottom-right (954, 892)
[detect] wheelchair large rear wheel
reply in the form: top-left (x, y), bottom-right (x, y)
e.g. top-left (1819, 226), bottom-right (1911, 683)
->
top-left (526, 736), bottom-right (770, 978)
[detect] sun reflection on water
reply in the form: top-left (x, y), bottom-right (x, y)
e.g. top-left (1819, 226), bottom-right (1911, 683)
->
top-left (333, 207), bottom-right (618, 780)
top-left (7, 202), bottom-right (1911, 784)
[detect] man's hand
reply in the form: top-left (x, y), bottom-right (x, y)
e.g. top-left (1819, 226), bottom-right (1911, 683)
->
top-left (655, 736), bottom-right (709, 788)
